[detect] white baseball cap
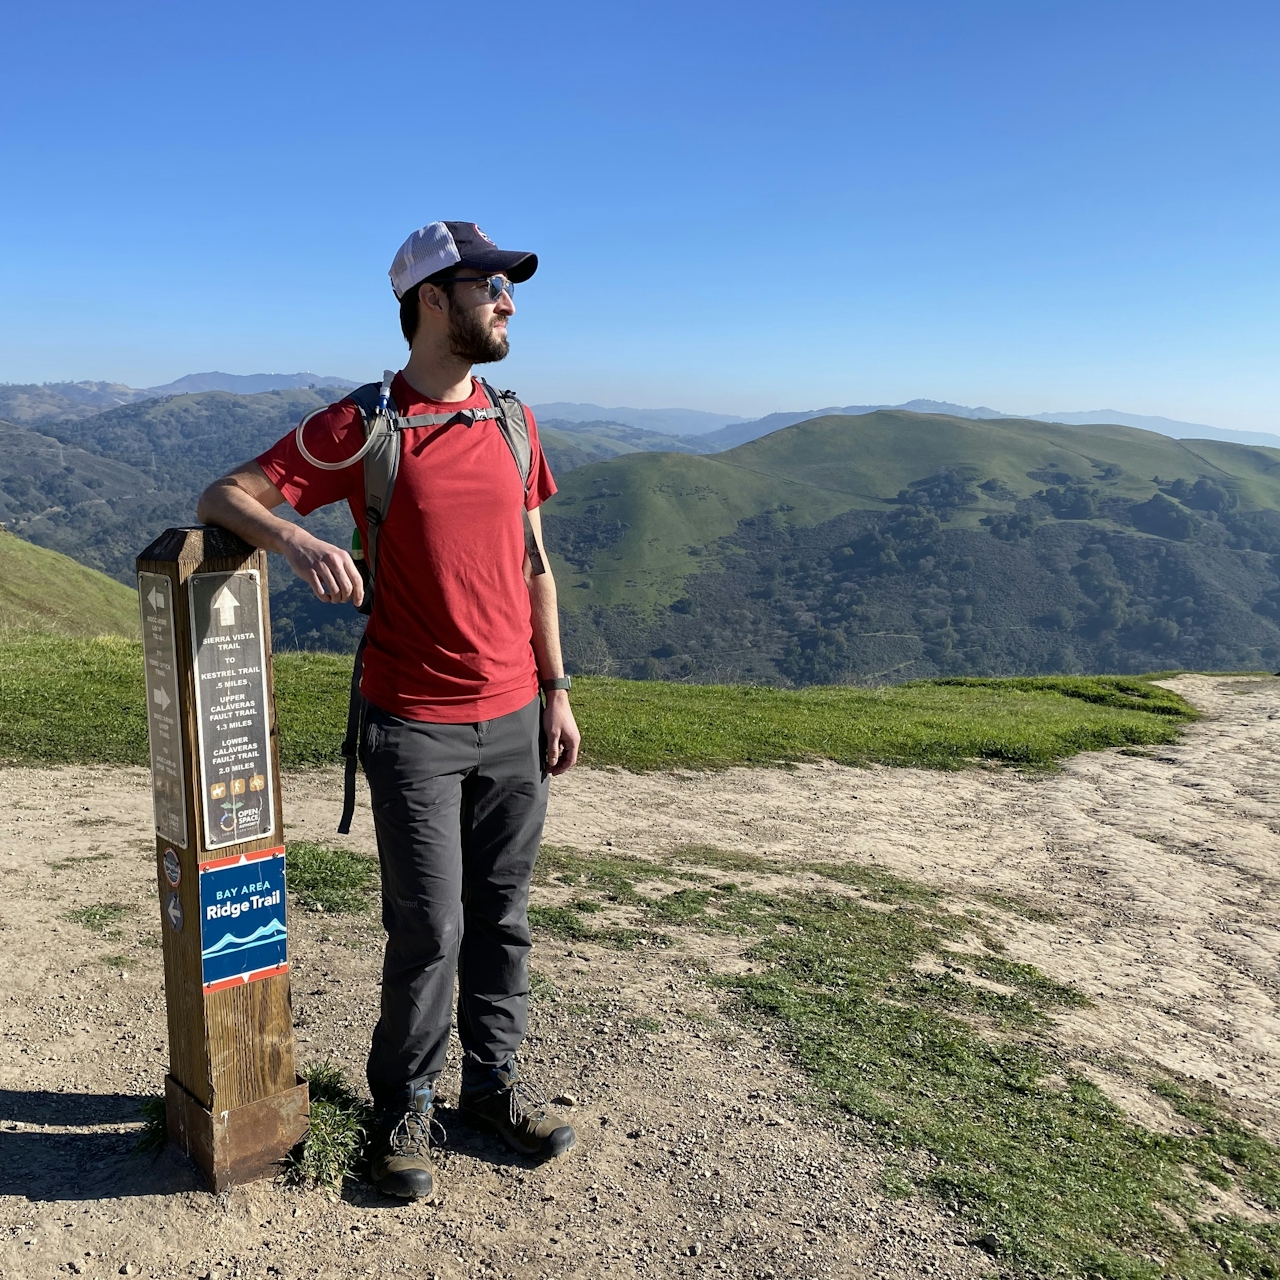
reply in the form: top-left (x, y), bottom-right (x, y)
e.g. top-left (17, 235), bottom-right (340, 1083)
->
top-left (388, 221), bottom-right (538, 300)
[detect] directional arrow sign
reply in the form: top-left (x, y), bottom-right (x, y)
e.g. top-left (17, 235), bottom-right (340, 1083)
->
top-left (165, 891), bottom-right (184, 932)
top-left (210, 584), bottom-right (240, 629)
top-left (138, 570), bottom-right (187, 848)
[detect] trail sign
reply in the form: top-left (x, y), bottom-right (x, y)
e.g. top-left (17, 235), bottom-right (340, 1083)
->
top-left (136, 528), bottom-right (307, 1192)
top-left (139, 571), bottom-right (187, 848)
top-left (188, 570), bottom-right (274, 849)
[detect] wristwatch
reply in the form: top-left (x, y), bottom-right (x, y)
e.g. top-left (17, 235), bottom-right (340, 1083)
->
top-left (540, 676), bottom-right (572, 692)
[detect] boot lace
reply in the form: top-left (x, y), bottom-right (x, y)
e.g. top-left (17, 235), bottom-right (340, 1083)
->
top-left (506, 1077), bottom-right (551, 1127)
top-left (388, 1109), bottom-right (447, 1156)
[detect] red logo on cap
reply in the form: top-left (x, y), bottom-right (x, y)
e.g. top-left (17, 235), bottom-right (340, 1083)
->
top-left (473, 225), bottom-right (495, 245)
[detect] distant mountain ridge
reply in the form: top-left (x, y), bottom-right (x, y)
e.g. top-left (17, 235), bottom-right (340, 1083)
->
top-left (530, 397), bottom-right (1280, 452)
top-left (702, 402), bottom-right (1280, 452)
top-left (530, 402), bottom-right (749, 436)
top-left (147, 371), bottom-right (358, 395)
top-left (0, 372), bottom-right (357, 424)
top-left (7, 375), bottom-right (1272, 452)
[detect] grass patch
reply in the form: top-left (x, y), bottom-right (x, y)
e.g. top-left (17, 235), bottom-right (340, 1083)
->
top-left (287, 1061), bottom-right (371, 1189)
top-left (666, 844), bottom-right (772, 874)
top-left (974, 890), bottom-right (1060, 923)
top-left (134, 1096), bottom-right (167, 1154)
top-left (287, 841), bottom-right (379, 914)
top-left (529, 969), bottom-right (558, 1002)
top-left (568, 674), bottom-right (1197, 771)
top-left (527, 904), bottom-right (671, 951)
top-left (0, 635), bottom-right (148, 764)
top-left (63, 902), bottom-right (131, 936)
top-left (0, 635), bottom-right (1195, 771)
top-left (49, 852), bottom-right (113, 870)
top-left (931, 674), bottom-right (1193, 719)
top-left (98, 952), bottom-right (137, 969)
top-left (537, 843), bottom-right (1280, 1278)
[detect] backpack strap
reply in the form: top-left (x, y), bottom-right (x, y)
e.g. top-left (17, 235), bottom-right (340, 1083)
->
top-left (477, 378), bottom-right (545, 577)
top-left (338, 381), bottom-right (397, 834)
top-left (346, 381), bottom-right (402, 588)
top-left (337, 632), bottom-right (368, 836)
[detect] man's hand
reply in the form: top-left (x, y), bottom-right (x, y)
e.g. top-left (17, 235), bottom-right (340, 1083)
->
top-left (280, 526), bottom-right (365, 608)
top-left (543, 690), bottom-right (580, 776)
top-left (197, 466), bottom-right (363, 609)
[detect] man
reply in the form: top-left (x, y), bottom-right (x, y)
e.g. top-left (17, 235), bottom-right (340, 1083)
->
top-left (196, 221), bottom-right (581, 1202)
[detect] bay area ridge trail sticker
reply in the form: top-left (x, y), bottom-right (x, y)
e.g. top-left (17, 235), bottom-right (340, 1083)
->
top-left (199, 846), bottom-right (288, 993)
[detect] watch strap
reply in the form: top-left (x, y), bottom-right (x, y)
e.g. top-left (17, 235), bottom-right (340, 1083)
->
top-left (540, 676), bottom-right (572, 692)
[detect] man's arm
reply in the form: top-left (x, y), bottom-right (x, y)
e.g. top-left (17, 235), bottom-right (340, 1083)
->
top-left (197, 463), bottom-right (364, 607)
top-left (526, 505), bottom-right (580, 776)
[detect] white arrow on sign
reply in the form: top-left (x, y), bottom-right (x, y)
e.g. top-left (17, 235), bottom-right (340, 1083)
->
top-left (211, 584), bottom-right (240, 629)
top-left (152, 686), bottom-right (171, 711)
top-left (147, 585), bottom-right (165, 610)
top-left (165, 892), bottom-right (183, 931)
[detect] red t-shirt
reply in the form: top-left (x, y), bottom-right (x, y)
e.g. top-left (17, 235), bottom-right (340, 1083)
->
top-left (256, 374), bottom-right (556, 723)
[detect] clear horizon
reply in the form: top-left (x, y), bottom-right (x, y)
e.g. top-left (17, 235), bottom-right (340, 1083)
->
top-left (0, 372), bottom-right (1244, 433)
top-left (2, 1), bottom-right (1277, 430)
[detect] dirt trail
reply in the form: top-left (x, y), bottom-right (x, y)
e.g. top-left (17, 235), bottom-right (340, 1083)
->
top-left (1, 674), bottom-right (1278, 1279)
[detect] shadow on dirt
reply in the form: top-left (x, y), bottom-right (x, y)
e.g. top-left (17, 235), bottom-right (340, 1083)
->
top-left (0, 1090), bottom-right (201, 1201)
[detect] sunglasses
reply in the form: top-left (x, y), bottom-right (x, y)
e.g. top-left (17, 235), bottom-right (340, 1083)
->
top-left (449, 274), bottom-right (516, 302)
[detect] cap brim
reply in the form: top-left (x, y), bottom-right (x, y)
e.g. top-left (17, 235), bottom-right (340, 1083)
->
top-left (456, 248), bottom-right (538, 283)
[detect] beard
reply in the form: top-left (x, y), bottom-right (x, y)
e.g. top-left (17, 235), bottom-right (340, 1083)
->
top-left (448, 305), bottom-right (510, 364)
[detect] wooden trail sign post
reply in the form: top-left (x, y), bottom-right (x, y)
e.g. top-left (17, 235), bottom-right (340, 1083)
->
top-left (136, 526), bottom-right (308, 1191)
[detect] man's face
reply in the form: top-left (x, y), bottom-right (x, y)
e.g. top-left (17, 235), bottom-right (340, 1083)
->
top-left (444, 275), bottom-right (516, 364)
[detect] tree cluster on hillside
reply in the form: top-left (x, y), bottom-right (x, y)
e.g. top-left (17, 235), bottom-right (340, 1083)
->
top-left (551, 469), bottom-right (1280, 683)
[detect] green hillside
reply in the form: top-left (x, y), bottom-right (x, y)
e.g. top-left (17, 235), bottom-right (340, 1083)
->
top-left (544, 411), bottom-right (1280, 683)
top-left (0, 529), bottom-right (139, 637)
top-left (730, 411), bottom-right (1280, 511)
top-left (548, 411), bottom-right (1280, 609)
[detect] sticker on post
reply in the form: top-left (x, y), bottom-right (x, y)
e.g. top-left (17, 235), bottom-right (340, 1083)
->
top-left (199, 846), bottom-right (288, 993)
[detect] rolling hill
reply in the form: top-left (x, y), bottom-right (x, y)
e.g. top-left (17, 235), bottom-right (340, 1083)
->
top-left (544, 410), bottom-right (1280, 683)
top-left (0, 529), bottom-right (140, 637)
top-left (9, 390), bottom-right (1280, 683)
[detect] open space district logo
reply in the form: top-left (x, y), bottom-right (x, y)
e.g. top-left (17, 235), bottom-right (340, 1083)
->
top-left (199, 846), bottom-right (288, 993)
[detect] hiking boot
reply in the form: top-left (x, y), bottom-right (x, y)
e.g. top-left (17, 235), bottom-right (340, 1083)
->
top-left (367, 1085), bottom-right (439, 1200)
top-left (458, 1060), bottom-right (576, 1160)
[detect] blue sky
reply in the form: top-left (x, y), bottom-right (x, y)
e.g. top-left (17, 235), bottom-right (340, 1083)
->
top-left (1, 1), bottom-right (1277, 428)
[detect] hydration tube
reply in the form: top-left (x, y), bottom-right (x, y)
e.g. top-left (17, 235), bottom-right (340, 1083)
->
top-left (295, 369), bottom-right (396, 471)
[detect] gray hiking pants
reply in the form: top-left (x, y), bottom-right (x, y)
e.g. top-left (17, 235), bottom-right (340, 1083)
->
top-left (359, 695), bottom-right (548, 1111)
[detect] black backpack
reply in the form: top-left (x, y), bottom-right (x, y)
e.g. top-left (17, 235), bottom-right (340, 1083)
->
top-left (296, 372), bottom-right (544, 833)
